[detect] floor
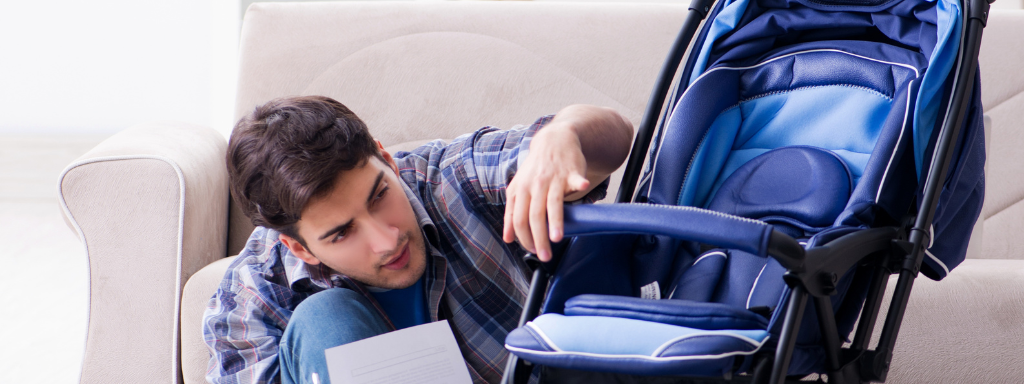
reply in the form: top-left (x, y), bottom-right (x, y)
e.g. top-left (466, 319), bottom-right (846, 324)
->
top-left (0, 135), bottom-right (109, 384)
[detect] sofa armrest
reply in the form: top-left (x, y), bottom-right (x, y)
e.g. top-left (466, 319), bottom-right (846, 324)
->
top-left (180, 256), bottom-right (237, 384)
top-left (59, 122), bottom-right (229, 384)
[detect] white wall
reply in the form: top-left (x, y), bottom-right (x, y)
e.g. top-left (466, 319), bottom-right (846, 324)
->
top-left (2, 0), bottom-right (1016, 138)
top-left (0, 0), bottom-right (238, 137)
top-left (992, 0), bottom-right (1024, 9)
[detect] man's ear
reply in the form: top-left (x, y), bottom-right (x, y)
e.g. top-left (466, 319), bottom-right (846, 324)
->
top-left (376, 140), bottom-right (399, 174)
top-left (279, 233), bottom-right (320, 265)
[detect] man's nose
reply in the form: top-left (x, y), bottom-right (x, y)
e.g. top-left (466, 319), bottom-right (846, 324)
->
top-left (367, 219), bottom-right (400, 254)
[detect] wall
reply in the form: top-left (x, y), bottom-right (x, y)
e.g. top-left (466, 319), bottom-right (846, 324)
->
top-left (0, 0), bottom-right (239, 138)
top-left (3, 0), bottom-right (1016, 139)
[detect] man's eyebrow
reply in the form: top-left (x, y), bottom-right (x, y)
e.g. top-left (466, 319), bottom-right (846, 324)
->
top-left (366, 171), bottom-right (385, 204)
top-left (317, 171), bottom-right (385, 242)
top-left (318, 220), bottom-right (353, 241)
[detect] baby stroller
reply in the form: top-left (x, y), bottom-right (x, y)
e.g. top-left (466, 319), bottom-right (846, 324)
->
top-left (501, 0), bottom-right (989, 381)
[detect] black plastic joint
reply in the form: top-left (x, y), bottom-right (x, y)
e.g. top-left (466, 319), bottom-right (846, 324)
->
top-left (888, 240), bottom-right (913, 272)
top-left (522, 254), bottom-right (543, 271)
top-left (860, 350), bottom-right (891, 382)
top-left (768, 230), bottom-right (806, 272)
top-left (817, 272), bottom-right (839, 295)
top-left (688, 0), bottom-right (716, 18)
top-left (891, 239), bottom-right (913, 257)
top-left (900, 252), bottom-right (922, 276)
top-left (967, 0), bottom-right (990, 26)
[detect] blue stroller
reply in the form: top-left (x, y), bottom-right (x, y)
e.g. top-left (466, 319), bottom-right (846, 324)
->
top-left (501, 0), bottom-right (989, 381)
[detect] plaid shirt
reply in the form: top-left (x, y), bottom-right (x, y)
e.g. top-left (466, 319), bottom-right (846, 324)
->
top-left (203, 116), bottom-right (607, 384)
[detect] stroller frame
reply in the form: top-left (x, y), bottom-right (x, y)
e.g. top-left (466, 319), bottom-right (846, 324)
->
top-left (502, 0), bottom-right (992, 382)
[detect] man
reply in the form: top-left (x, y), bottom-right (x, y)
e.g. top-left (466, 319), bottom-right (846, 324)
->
top-left (203, 96), bottom-right (633, 384)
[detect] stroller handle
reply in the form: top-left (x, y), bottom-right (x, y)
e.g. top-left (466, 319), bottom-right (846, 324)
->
top-left (562, 204), bottom-right (805, 268)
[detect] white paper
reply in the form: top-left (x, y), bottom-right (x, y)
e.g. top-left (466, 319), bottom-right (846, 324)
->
top-left (325, 320), bottom-right (473, 384)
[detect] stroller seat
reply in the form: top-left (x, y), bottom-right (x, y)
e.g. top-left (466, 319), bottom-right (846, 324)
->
top-left (507, 144), bottom-right (854, 377)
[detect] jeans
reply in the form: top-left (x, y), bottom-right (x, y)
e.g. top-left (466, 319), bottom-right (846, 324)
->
top-left (279, 288), bottom-right (390, 384)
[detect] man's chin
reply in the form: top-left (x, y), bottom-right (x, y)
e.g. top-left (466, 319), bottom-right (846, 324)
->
top-left (376, 253), bottom-right (427, 290)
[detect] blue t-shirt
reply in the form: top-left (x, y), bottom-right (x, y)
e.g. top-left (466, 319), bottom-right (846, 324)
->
top-left (368, 276), bottom-right (428, 330)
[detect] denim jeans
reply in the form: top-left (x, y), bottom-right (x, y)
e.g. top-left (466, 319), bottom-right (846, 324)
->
top-left (279, 288), bottom-right (390, 384)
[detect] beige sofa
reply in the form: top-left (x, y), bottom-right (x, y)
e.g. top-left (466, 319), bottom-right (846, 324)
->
top-left (57, 2), bottom-right (1024, 383)
top-left (58, 2), bottom-right (688, 383)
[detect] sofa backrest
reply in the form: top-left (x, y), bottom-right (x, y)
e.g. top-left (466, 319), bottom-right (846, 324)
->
top-left (973, 10), bottom-right (1024, 260)
top-left (227, 1), bottom-right (690, 254)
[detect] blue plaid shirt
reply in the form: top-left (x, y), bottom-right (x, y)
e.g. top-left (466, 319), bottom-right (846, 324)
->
top-left (203, 116), bottom-right (607, 384)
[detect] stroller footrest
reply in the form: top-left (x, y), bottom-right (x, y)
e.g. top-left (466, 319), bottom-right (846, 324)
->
top-left (505, 314), bottom-right (769, 377)
top-left (565, 294), bottom-right (769, 330)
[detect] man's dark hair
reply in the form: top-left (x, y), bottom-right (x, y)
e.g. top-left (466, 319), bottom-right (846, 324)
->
top-left (227, 96), bottom-right (383, 243)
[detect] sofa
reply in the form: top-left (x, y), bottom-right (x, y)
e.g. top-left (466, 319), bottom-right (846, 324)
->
top-left (58, 2), bottom-right (688, 383)
top-left (57, 2), bottom-right (1024, 383)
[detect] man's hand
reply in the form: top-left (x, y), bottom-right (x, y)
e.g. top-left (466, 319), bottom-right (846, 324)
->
top-left (502, 105), bottom-right (633, 262)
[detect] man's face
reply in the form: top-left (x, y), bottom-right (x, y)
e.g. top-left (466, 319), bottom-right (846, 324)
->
top-left (281, 154), bottom-right (427, 289)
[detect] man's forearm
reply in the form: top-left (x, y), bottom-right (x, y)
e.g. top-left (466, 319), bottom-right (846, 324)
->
top-left (541, 104), bottom-right (634, 199)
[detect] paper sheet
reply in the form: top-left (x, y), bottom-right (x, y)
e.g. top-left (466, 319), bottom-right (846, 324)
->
top-left (325, 320), bottom-right (473, 384)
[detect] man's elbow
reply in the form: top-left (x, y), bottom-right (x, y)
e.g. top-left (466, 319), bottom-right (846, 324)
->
top-left (607, 108), bottom-right (634, 166)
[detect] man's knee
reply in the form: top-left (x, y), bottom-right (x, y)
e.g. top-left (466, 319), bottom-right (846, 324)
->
top-left (285, 288), bottom-right (390, 346)
top-left (280, 289), bottom-right (390, 384)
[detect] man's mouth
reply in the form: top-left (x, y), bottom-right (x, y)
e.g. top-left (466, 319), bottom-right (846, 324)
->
top-left (381, 242), bottom-right (411, 271)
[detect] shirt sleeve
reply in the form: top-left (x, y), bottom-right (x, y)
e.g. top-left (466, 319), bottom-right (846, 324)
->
top-left (203, 230), bottom-right (292, 384)
top-left (462, 115), bottom-right (608, 208)
top-left (203, 287), bottom-right (284, 384)
top-left (467, 116), bottom-right (547, 207)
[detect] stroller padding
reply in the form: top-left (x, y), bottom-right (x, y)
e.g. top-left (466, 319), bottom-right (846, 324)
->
top-left (505, 314), bottom-right (769, 376)
top-left (649, 49), bottom-right (918, 209)
top-left (667, 250), bottom-right (727, 302)
top-left (707, 146), bottom-right (851, 228)
top-left (564, 294), bottom-right (768, 330)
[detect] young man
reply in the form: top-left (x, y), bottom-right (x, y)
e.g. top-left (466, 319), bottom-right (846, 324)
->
top-left (203, 96), bottom-right (633, 384)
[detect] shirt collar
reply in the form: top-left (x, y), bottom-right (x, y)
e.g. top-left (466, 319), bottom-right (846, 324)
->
top-left (283, 180), bottom-right (441, 291)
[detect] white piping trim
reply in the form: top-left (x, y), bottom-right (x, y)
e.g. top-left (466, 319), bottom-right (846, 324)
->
top-left (648, 49), bottom-right (919, 203)
top-left (672, 251), bottom-right (727, 298)
top-left (505, 344), bottom-right (762, 362)
top-left (651, 330), bottom-right (766, 356)
top-left (924, 249), bottom-right (950, 277)
top-left (914, 0), bottom-right (964, 278)
top-left (634, 171), bottom-right (653, 202)
top-left (746, 263), bottom-right (769, 309)
top-left (521, 321), bottom-right (767, 361)
top-left (506, 331), bottom-right (766, 362)
top-left (688, 49), bottom-right (919, 91)
top-left (929, 224), bottom-right (935, 248)
top-left (918, 2), bottom-right (966, 225)
top-left (58, 155), bottom-right (186, 384)
top-left (639, 67), bottom-right (689, 202)
top-left (876, 84), bottom-right (919, 203)
top-left (525, 323), bottom-right (564, 352)
top-left (738, 83), bottom-right (894, 104)
top-left (645, 103), bottom-right (675, 199)
top-left (693, 251), bottom-right (727, 265)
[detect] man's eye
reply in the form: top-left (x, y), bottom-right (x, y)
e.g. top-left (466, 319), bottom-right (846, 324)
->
top-left (331, 228), bottom-right (349, 243)
top-left (374, 186), bottom-right (389, 202)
